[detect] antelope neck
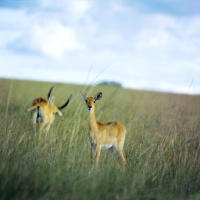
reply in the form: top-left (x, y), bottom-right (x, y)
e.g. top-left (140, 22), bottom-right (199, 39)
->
top-left (88, 108), bottom-right (98, 133)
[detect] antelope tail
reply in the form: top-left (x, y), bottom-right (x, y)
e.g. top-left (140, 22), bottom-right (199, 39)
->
top-left (27, 105), bottom-right (40, 112)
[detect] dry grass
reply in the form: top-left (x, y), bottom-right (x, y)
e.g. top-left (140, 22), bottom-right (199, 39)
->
top-left (0, 78), bottom-right (200, 200)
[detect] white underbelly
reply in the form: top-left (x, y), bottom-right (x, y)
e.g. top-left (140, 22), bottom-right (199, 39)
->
top-left (101, 144), bottom-right (113, 149)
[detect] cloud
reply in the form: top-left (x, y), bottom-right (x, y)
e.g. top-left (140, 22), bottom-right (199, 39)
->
top-left (131, 13), bottom-right (200, 59)
top-left (5, 0), bottom-right (93, 59)
top-left (10, 19), bottom-right (85, 59)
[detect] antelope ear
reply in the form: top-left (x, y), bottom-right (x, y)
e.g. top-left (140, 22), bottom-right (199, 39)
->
top-left (80, 91), bottom-right (86, 100)
top-left (48, 96), bottom-right (55, 104)
top-left (57, 110), bottom-right (63, 116)
top-left (94, 92), bottom-right (102, 102)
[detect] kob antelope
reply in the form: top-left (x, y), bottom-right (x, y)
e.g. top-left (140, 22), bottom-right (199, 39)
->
top-left (80, 91), bottom-right (126, 168)
top-left (28, 86), bottom-right (72, 133)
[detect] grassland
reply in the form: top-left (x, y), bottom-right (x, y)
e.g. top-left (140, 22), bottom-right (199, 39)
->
top-left (0, 78), bottom-right (200, 200)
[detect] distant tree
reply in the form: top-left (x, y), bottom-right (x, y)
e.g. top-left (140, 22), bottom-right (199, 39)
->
top-left (98, 81), bottom-right (122, 87)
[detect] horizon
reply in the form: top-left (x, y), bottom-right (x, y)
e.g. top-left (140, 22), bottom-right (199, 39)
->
top-left (1, 76), bottom-right (198, 96)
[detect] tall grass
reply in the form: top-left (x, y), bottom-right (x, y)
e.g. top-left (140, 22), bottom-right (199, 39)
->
top-left (0, 78), bottom-right (200, 199)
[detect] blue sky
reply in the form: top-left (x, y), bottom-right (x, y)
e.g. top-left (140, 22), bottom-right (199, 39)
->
top-left (0, 0), bottom-right (200, 94)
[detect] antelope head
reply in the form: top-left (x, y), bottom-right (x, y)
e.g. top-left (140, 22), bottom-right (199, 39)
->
top-left (80, 91), bottom-right (102, 111)
top-left (48, 86), bottom-right (72, 115)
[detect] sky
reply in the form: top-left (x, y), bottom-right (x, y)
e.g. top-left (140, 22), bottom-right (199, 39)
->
top-left (0, 0), bottom-right (200, 94)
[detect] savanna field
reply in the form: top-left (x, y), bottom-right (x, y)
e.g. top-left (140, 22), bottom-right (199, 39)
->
top-left (0, 78), bottom-right (200, 200)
